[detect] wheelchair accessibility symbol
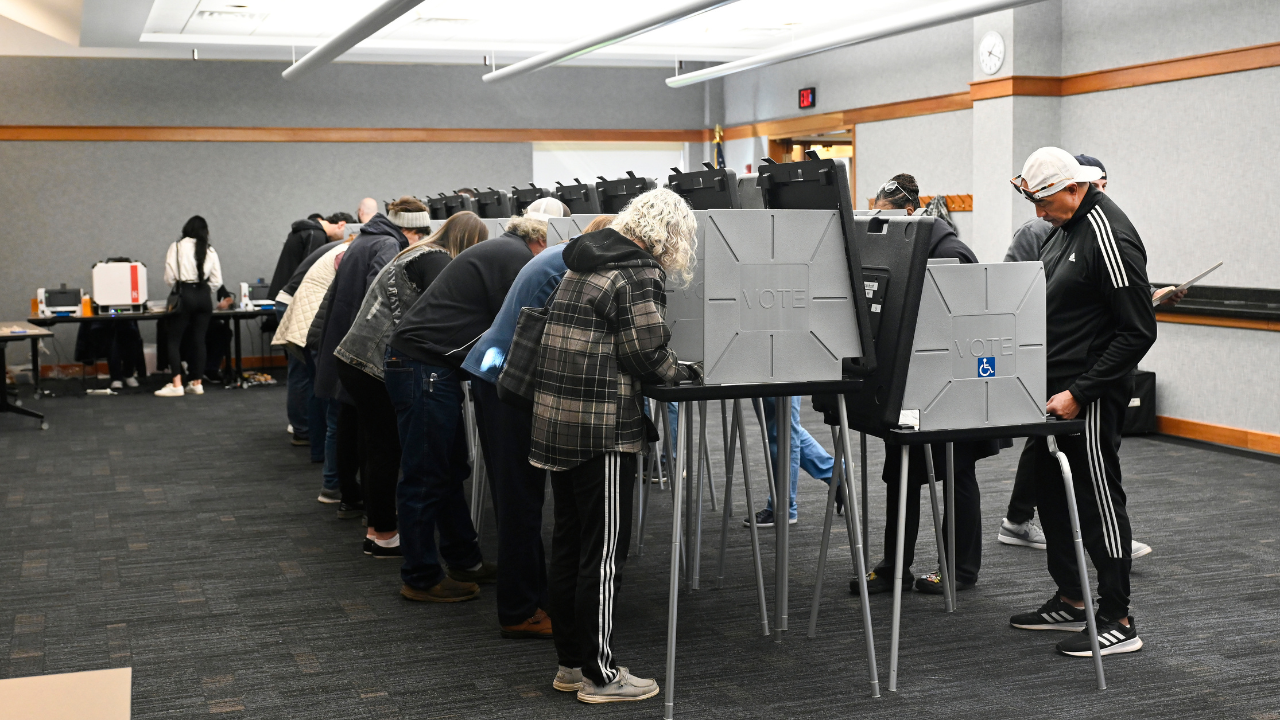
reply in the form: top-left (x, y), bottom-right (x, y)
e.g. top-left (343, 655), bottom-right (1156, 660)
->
top-left (977, 357), bottom-right (996, 377)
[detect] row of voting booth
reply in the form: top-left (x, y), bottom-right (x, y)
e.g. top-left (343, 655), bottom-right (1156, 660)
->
top-left (413, 155), bottom-right (1106, 717)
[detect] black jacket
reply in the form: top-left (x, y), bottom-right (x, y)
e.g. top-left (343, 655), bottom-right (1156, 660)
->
top-left (314, 214), bottom-right (408, 399)
top-left (389, 232), bottom-right (535, 369)
top-left (280, 240), bottom-right (340, 301)
top-left (1041, 186), bottom-right (1156, 405)
top-left (268, 219), bottom-right (329, 299)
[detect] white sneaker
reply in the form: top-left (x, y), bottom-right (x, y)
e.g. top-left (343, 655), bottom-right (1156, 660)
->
top-left (576, 667), bottom-right (659, 703)
top-left (997, 517), bottom-right (1047, 549)
top-left (110, 380), bottom-right (123, 390)
top-left (287, 424), bottom-right (294, 434)
top-left (184, 382), bottom-right (204, 395)
top-left (124, 377), bottom-right (139, 388)
top-left (1131, 540), bottom-right (1153, 559)
top-left (154, 384), bottom-right (184, 397)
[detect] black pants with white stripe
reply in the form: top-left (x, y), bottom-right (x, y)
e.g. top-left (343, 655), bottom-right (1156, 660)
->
top-left (1032, 378), bottom-right (1133, 621)
top-left (549, 451), bottom-right (635, 685)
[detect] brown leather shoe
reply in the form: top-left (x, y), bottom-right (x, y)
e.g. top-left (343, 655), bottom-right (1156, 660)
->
top-left (400, 578), bottom-right (479, 603)
top-left (501, 608), bottom-right (553, 639)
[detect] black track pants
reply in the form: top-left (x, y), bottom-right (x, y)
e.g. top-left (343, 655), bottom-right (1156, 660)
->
top-left (548, 452), bottom-right (635, 686)
top-left (1032, 386), bottom-right (1133, 621)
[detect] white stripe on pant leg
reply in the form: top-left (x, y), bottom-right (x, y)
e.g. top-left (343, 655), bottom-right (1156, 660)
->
top-left (596, 452), bottom-right (621, 684)
top-left (1085, 404), bottom-right (1123, 558)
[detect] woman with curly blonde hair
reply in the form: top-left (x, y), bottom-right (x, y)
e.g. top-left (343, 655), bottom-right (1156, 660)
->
top-left (529, 187), bottom-right (696, 703)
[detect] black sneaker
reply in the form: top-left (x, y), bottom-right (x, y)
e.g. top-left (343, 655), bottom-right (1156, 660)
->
top-left (365, 537), bottom-right (402, 559)
top-left (914, 570), bottom-right (975, 594)
top-left (448, 560), bottom-right (498, 584)
top-left (1056, 616), bottom-right (1142, 657)
top-left (852, 568), bottom-right (912, 595)
top-left (742, 508), bottom-right (796, 529)
top-left (291, 433), bottom-right (310, 447)
top-left (1010, 595), bottom-right (1087, 631)
top-left (337, 501), bottom-right (364, 519)
top-left (834, 488), bottom-right (844, 517)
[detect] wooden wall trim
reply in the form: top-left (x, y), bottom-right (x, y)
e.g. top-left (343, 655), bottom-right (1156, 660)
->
top-left (1158, 415), bottom-right (1280, 456)
top-left (1155, 313), bottom-right (1280, 333)
top-left (0, 126), bottom-right (712, 144)
top-left (1060, 40), bottom-right (1280, 95)
top-left (842, 91), bottom-right (973, 125)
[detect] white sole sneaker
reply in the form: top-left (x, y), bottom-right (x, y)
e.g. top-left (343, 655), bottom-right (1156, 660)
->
top-left (1060, 636), bottom-right (1143, 657)
top-left (577, 685), bottom-right (660, 703)
top-left (1011, 620), bottom-right (1086, 632)
top-left (154, 385), bottom-right (185, 397)
top-left (1131, 541), bottom-right (1153, 559)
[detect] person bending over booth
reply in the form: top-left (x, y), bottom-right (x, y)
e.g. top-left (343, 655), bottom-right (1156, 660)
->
top-left (385, 197), bottom-right (570, 605)
top-left (335, 209), bottom-right (485, 559)
top-left (462, 212), bottom-right (613, 640)
top-left (1006, 148), bottom-right (1156, 658)
top-left (530, 189), bottom-right (697, 704)
top-left (851, 174), bottom-right (1000, 597)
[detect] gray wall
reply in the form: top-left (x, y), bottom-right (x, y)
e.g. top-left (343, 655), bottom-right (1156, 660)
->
top-left (0, 56), bottom-right (706, 368)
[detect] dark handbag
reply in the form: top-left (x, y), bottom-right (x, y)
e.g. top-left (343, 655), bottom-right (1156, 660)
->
top-left (495, 290), bottom-right (557, 410)
top-left (166, 283), bottom-right (184, 314)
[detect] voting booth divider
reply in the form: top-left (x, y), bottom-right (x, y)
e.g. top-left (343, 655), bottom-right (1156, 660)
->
top-left (596, 172), bottom-right (657, 213)
top-left (510, 184), bottom-right (553, 215)
top-left (546, 215), bottom-right (601, 246)
top-left (553, 179), bottom-right (602, 214)
top-left (474, 188), bottom-right (512, 219)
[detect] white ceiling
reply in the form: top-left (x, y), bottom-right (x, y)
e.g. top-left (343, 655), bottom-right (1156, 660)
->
top-left (1, 0), bottom-right (957, 67)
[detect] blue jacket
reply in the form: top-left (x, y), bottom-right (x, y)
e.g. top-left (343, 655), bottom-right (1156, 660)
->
top-left (461, 243), bottom-right (568, 385)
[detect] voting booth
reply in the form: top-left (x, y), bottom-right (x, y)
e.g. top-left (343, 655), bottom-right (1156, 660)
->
top-left (668, 165), bottom-right (740, 210)
top-left (554, 180), bottom-right (602, 214)
top-left (427, 192), bottom-right (476, 220)
top-left (546, 215), bottom-right (601, 246)
top-left (474, 188), bottom-right (512, 219)
top-left (510, 184), bottom-right (553, 215)
top-left (481, 218), bottom-right (509, 239)
top-left (596, 172), bottom-right (656, 213)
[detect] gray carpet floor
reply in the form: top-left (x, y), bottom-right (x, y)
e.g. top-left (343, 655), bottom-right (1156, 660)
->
top-left (2, 379), bottom-right (1278, 719)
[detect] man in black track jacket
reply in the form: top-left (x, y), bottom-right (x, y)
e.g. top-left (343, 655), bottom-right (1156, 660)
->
top-left (1006, 148), bottom-right (1157, 659)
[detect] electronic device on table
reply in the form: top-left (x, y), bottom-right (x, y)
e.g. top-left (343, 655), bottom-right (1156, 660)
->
top-left (240, 281), bottom-right (273, 310)
top-left (36, 284), bottom-right (85, 317)
top-left (92, 259), bottom-right (148, 314)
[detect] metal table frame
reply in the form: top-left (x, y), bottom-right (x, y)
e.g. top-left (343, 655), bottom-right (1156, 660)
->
top-left (0, 323), bottom-right (54, 429)
top-left (808, 417), bottom-right (1108, 692)
top-left (642, 381), bottom-right (878, 719)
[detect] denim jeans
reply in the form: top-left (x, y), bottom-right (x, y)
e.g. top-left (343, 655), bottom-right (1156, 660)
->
top-left (762, 396), bottom-right (834, 520)
top-left (321, 398), bottom-right (340, 492)
top-left (284, 338), bottom-right (313, 439)
top-left (305, 350), bottom-right (326, 462)
top-left (666, 397), bottom-right (832, 520)
top-left (384, 347), bottom-right (482, 590)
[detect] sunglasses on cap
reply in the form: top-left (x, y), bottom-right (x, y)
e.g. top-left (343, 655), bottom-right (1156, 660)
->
top-left (880, 180), bottom-right (918, 204)
top-left (1009, 175), bottom-right (1077, 201)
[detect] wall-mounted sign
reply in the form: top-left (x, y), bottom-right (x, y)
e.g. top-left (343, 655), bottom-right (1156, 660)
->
top-left (798, 87), bottom-right (816, 109)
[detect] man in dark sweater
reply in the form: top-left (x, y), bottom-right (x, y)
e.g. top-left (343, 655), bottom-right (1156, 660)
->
top-left (1005, 148), bottom-right (1157, 658)
top-left (386, 198), bottom-right (569, 605)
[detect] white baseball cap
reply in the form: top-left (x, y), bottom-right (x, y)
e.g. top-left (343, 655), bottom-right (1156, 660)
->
top-left (523, 197), bottom-right (570, 222)
top-left (1012, 147), bottom-right (1105, 200)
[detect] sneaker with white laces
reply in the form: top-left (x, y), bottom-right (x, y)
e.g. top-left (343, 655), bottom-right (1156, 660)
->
top-left (1131, 540), bottom-right (1153, 559)
top-left (553, 666), bottom-right (584, 692)
top-left (576, 667), bottom-right (659, 703)
top-left (997, 517), bottom-right (1047, 549)
top-left (110, 380), bottom-right (123, 390)
top-left (124, 377), bottom-right (139, 388)
top-left (154, 384), bottom-right (184, 398)
top-left (1056, 616), bottom-right (1143, 657)
top-left (184, 382), bottom-right (204, 395)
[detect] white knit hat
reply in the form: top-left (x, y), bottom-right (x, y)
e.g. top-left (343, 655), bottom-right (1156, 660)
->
top-left (524, 197), bottom-right (570, 222)
top-left (386, 209), bottom-right (433, 229)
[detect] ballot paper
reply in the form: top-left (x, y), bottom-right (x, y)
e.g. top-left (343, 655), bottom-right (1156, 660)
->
top-left (1152, 261), bottom-right (1223, 306)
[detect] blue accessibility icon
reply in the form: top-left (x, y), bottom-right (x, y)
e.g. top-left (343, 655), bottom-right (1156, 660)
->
top-left (977, 356), bottom-right (996, 377)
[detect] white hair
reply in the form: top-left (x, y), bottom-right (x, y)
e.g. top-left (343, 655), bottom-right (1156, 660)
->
top-left (610, 188), bottom-right (697, 287)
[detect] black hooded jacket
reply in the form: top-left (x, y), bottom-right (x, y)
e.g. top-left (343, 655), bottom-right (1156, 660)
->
top-left (314, 214), bottom-right (408, 399)
top-left (389, 232), bottom-right (535, 368)
top-left (268, 219), bottom-right (329, 299)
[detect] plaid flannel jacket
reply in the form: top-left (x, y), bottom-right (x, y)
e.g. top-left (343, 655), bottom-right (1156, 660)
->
top-left (529, 258), bottom-right (687, 471)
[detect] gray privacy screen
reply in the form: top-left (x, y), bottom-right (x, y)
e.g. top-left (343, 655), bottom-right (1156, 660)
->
top-left (547, 215), bottom-right (602, 246)
top-left (668, 209), bottom-right (862, 385)
top-left (900, 261), bottom-right (1046, 430)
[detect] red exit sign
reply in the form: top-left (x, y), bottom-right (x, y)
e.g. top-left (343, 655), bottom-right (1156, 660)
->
top-left (798, 87), bottom-right (816, 109)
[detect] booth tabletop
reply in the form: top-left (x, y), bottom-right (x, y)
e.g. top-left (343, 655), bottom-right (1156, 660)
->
top-left (882, 418), bottom-right (1086, 445)
top-left (0, 321), bottom-right (55, 339)
top-left (642, 379), bottom-right (864, 402)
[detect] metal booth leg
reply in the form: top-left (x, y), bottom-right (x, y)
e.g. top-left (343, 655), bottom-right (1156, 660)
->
top-left (808, 425), bottom-right (845, 638)
top-left (1047, 434), bottom-right (1107, 690)
top-left (923, 445), bottom-right (955, 613)
top-left (946, 442), bottom-right (956, 606)
top-left (715, 399), bottom-right (741, 587)
top-left (775, 396), bottom-right (792, 639)
top-left (692, 401), bottom-right (707, 590)
top-left (700, 400), bottom-right (717, 513)
top-left (861, 432), bottom-right (869, 568)
top-left (734, 399), bottom-right (769, 635)
top-left (751, 398), bottom-right (776, 523)
top-left (663, 402), bottom-right (690, 720)
top-left (888, 445), bottom-right (909, 692)
top-left (839, 396), bottom-right (880, 697)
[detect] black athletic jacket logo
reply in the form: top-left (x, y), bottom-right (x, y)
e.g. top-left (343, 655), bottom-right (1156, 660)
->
top-left (1039, 186), bottom-right (1158, 405)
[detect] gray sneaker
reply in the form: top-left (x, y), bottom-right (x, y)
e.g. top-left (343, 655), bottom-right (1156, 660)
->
top-left (998, 517), bottom-right (1047, 549)
top-left (576, 667), bottom-right (659, 703)
top-left (553, 666), bottom-right (584, 692)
